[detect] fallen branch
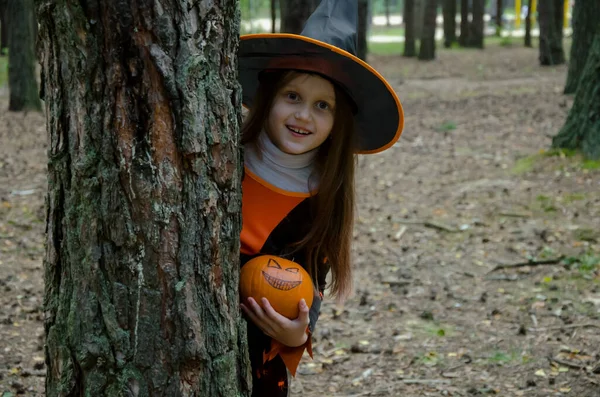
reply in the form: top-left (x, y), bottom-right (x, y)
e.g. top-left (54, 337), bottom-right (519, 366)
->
top-left (424, 221), bottom-right (459, 233)
top-left (548, 356), bottom-right (587, 370)
top-left (530, 323), bottom-right (600, 332)
top-left (402, 379), bottom-right (451, 385)
top-left (487, 256), bottom-right (565, 274)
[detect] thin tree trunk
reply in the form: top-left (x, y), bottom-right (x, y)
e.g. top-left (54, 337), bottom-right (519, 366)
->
top-left (385, 0), bottom-right (391, 26)
top-left (404, 0), bottom-right (417, 57)
top-left (467, 0), bottom-right (484, 48)
top-left (553, 33), bottom-right (600, 160)
top-left (524, 0), bottom-right (533, 47)
top-left (280, 0), bottom-right (318, 34)
top-left (539, 0), bottom-right (565, 65)
top-left (563, 0), bottom-right (599, 93)
top-left (419, 0), bottom-right (437, 60)
top-left (8, 0), bottom-right (40, 111)
top-left (271, 0), bottom-right (277, 33)
top-left (496, 0), bottom-right (503, 35)
top-left (459, 0), bottom-right (469, 46)
top-left (36, 0), bottom-right (251, 395)
top-left (357, 0), bottom-right (369, 61)
top-left (442, 0), bottom-right (457, 48)
top-left (0, 0), bottom-right (7, 55)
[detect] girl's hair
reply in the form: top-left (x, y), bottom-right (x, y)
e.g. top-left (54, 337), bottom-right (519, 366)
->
top-left (242, 70), bottom-right (355, 299)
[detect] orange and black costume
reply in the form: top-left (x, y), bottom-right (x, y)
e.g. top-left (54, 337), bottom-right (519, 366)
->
top-left (240, 169), bottom-right (329, 396)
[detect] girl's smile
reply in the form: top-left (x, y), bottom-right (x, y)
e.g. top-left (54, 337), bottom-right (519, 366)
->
top-left (265, 73), bottom-right (336, 155)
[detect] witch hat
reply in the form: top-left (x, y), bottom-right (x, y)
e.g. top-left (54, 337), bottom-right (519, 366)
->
top-left (238, 0), bottom-right (404, 154)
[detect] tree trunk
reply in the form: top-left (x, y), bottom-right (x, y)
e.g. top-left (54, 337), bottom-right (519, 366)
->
top-left (467, 0), bottom-right (484, 48)
top-left (563, 0), bottom-right (599, 94)
top-left (36, 1), bottom-right (251, 395)
top-left (524, 0), bottom-right (533, 47)
top-left (496, 0), bottom-right (503, 35)
top-left (552, 33), bottom-right (600, 160)
top-left (414, 0), bottom-right (426, 39)
top-left (357, 0), bottom-right (369, 61)
top-left (279, 0), bottom-right (318, 34)
top-left (459, 0), bottom-right (469, 46)
top-left (8, 0), bottom-right (40, 111)
top-left (419, 0), bottom-right (437, 60)
top-left (539, 0), bottom-right (565, 65)
top-left (0, 0), bottom-right (7, 55)
top-left (442, 0), bottom-right (457, 48)
top-left (404, 0), bottom-right (417, 57)
top-left (271, 0), bottom-right (277, 33)
top-left (385, 0), bottom-right (391, 26)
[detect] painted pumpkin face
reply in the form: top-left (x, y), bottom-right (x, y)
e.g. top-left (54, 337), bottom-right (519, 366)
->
top-left (240, 255), bottom-right (314, 319)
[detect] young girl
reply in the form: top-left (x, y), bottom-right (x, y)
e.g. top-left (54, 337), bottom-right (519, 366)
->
top-left (238, 0), bottom-right (404, 395)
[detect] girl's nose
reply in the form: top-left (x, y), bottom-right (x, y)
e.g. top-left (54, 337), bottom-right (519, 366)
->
top-left (294, 105), bottom-right (311, 120)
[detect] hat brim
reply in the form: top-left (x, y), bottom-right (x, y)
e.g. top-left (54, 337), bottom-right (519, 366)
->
top-left (239, 33), bottom-right (404, 154)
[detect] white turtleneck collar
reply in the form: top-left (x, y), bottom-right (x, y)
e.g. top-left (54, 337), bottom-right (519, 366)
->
top-left (244, 130), bottom-right (318, 193)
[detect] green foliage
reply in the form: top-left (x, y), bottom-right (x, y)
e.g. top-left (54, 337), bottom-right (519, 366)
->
top-left (436, 121), bottom-right (457, 132)
top-left (536, 195), bottom-right (557, 213)
top-left (0, 56), bottom-right (7, 88)
top-left (562, 252), bottom-right (600, 274)
top-left (369, 41), bottom-right (404, 55)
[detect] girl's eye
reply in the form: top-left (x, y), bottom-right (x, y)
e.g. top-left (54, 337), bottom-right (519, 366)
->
top-left (316, 101), bottom-right (330, 110)
top-left (286, 92), bottom-right (299, 101)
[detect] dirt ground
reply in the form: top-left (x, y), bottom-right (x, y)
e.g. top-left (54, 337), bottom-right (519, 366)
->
top-left (1, 43), bottom-right (599, 397)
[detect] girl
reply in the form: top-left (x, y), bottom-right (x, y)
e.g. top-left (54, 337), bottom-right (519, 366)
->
top-left (238, 0), bottom-right (404, 395)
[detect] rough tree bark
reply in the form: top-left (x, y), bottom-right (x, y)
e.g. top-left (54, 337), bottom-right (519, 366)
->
top-left (0, 0), bottom-right (7, 55)
top-left (538, 0), bottom-right (565, 65)
top-left (404, 0), bottom-right (417, 57)
top-left (459, 0), bottom-right (469, 46)
top-left (442, 0), bottom-right (457, 48)
top-left (36, 0), bottom-right (251, 395)
top-left (524, 0), bottom-right (533, 47)
top-left (563, 0), bottom-right (600, 94)
top-left (467, 0), bottom-right (484, 48)
top-left (279, 0), bottom-right (318, 34)
top-left (552, 33), bottom-right (600, 160)
top-left (8, 0), bottom-right (40, 111)
top-left (357, 0), bottom-right (369, 61)
top-left (418, 0), bottom-right (437, 60)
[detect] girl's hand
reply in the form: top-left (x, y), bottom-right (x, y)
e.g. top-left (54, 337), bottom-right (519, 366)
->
top-left (241, 297), bottom-right (310, 347)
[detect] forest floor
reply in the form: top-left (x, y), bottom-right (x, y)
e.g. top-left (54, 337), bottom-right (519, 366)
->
top-left (1, 43), bottom-right (599, 396)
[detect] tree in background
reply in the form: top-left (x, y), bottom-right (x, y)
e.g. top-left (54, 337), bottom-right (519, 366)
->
top-left (8, 0), bottom-right (40, 111)
top-left (552, 33), bottom-right (600, 160)
top-left (524, 0), bottom-right (533, 47)
top-left (442, 0), bottom-right (457, 48)
top-left (459, 0), bottom-right (469, 46)
top-left (418, 0), bottom-right (437, 60)
top-left (403, 0), bottom-right (417, 57)
top-left (271, 0), bottom-right (277, 33)
top-left (495, 0), bottom-right (503, 36)
top-left (538, 0), bottom-right (565, 65)
top-left (280, 0), bottom-right (318, 33)
top-left (563, 0), bottom-right (600, 94)
top-left (36, 0), bottom-right (250, 395)
top-left (357, 0), bottom-right (369, 61)
top-left (0, 0), bottom-right (7, 55)
top-left (467, 0), bottom-right (484, 48)
top-left (385, 0), bottom-right (391, 26)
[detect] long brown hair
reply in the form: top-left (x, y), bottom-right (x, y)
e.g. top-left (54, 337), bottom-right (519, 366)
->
top-left (242, 70), bottom-right (356, 299)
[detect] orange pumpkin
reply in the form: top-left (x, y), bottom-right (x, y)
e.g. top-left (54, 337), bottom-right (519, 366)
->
top-left (240, 255), bottom-right (314, 319)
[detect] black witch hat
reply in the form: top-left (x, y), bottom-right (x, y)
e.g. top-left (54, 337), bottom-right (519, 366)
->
top-left (238, 0), bottom-right (404, 154)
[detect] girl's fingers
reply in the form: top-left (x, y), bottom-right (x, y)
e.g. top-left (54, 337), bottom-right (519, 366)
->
top-left (296, 299), bottom-right (310, 326)
top-left (261, 298), bottom-right (287, 324)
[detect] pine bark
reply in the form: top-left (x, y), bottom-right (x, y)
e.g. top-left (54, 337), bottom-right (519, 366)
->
top-left (459, 0), bottom-right (469, 46)
top-left (552, 33), bottom-right (600, 160)
top-left (418, 0), bottom-right (437, 60)
top-left (539, 0), bottom-right (565, 65)
top-left (8, 0), bottom-right (40, 111)
top-left (279, 0), bottom-right (318, 34)
top-left (564, 0), bottom-right (600, 94)
top-left (36, 0), bottom-right (251, 395)
top-left (357, 0), bottom-right (369, 61)
top-left (403, 0), bottom-right (417, 57)
top-left (442, 0), bottom-right (457, 48)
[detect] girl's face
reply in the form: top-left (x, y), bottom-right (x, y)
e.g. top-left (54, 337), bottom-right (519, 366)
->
top-left (265, 73), bottom-right (336, 155)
